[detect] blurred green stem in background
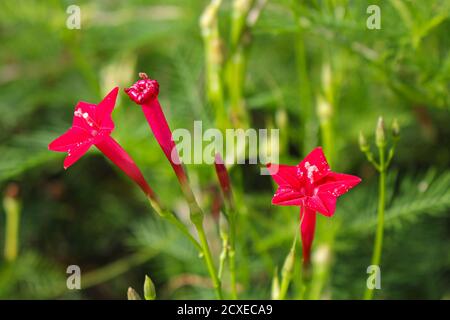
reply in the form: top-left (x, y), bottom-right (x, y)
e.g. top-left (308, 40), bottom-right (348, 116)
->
top-left (226, 0), bottom-right (267, 128)
top-left (3, 184), bottom-right (21, 263)
top-left (200, 0), bottom-right (227, 132)
top-left (215, 155), bottom-right (238, 299)
top-left (294, 10), bottom-right (316, 155)
top-left (226, 0), bottom-right (253, 128)
top-left (317, 61), bottom-right (335, 167)
top-left (82, 250), bottom-right (156, 290)
top-left (223, 195), bottom-right (238, 299)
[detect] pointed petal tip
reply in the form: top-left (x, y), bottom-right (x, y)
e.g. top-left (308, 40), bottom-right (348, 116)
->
top-left (107, 86), bottom-right (119, 99)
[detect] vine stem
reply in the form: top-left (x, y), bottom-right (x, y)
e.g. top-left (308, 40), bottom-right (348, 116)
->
top-left (277, 231), bottom-right (298, 300)
top-left (364, 147), bottom-right (386, 300)
top-left (227, 209), bottom-right (238, 299)
top-left (148, 195), bottom-right (223, 299)
top-left (3, 196), bottom-right (20, 262)
top-left (194, 220), bottom-right (224, 299)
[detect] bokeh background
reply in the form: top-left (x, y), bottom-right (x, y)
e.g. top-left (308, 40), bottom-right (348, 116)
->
top-left (0, 0), bottom-right (449, 299)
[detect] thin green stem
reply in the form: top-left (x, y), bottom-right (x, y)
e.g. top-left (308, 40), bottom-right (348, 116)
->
top-left (227, 210), bottom-right (238, 299)
top-left (3, 196), bottom-right (20, 262)
top-left (195, 221), bottom-right (224, 299)
top-left (364, 150), bottom-right (381, 171)
top-left (148, 199), bottom-right (202, 253)
top-left (164, 210), bottom-right (203, 253)
top-left (295, 23), bottom-right (315, 155)
top-left (364, 147), bottom-right (386, 300)
top-left (151, 192), bottom-right (223, 299)
top-left (320, 119), bottom-right (334, 167)
top-left (181, 180), bottom-right (223, 299)
top-left (277, 232), bottom-right (297, 300)
top-left (218, 237), bottom-right (228, 280)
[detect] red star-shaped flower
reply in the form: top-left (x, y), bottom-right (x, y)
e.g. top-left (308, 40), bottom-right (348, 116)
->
top-left (48, 87), bottom-right (155, 199)
top-left (267, 147), bottom-right (361, 265)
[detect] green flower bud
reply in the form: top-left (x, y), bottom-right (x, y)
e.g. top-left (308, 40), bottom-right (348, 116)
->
top-left (271, 267), bottom-right (280, 300)
top-left (375, 117), bottom-right (386, 147)
top-left (144, 275), bottom-right (156, 300)
top-left (359, 131), bottom-right (369, 153)
top-left (127, 287), bottom-right (141, 300)
top-left (392, 118), bottom-right (400, 139)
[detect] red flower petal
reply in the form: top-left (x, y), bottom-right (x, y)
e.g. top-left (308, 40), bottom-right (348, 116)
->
top-left (298, 147), bottom-right (330, 184)
top-left (63, 141), bottom-right (93, 169)
top-left (318, 172), bottom-right (362, 197)
top-left (304, 196), bottom-right (335, 217)
top-left (267, 163), bottom-right (301, 188)
top-left (72, 101), bottom-right (98, 132)
top-left (48, 127), bottom-right (92, 152)
top-left (272, 187), bottom-right (305, 206)
top-left (96, 87), bottom-right (118, 130)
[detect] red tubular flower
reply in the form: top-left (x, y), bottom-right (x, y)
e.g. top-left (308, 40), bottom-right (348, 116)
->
top-left (214, 153), bottom-right (232, 201)
top-left (124, 73), bottom-right (187, 184)
top-left (267, 147), bottom-right (361, 265)
top-left (48, 87), bottom-right (156, 199)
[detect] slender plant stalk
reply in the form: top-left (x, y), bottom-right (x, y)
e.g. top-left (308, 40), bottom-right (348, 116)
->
top-left (364, 147), bottom-right (386, 300)
top-left (226, 0), bottom-right (253, 128)
top-left (218, 236), bottom-right (228, 281)
top-left (295, 22), bottom-right (316, 155)
top-left (195, 220), bottom-right (224, 299)
top-left (3, 192), bottom-right (20, 262)
top-left (200, 0), bottom-right (227, 131)
top-left (181, 181), bottom-right (223, 299)
top-left (150, 187), bottom-right (222, 299)
top-left (214, 154), bottom-right (238, 298)
top-left (227, 207), bottom-right (238, 299)
top-left (277, 232), bottom-right (297, 300)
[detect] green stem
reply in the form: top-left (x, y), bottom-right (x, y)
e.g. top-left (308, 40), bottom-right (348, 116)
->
top-left (228, 210), bottom-right (238, 299)
top-left (194, 220), bottom-right (223, 299)
top-left (81, 251), bottom-right (155, 289)
top-left (3, 197), bottom-right (20, 262)
top-left (364, 147), bottom-right (386, 300)
top-left (148, 199), bottom-right (202, 253)
top-left (218, 237), bottom-right (228, 280)
top-left (320, 119), bottom-right (334, 167)
top-left (278, 232), bottom-right (297, 300)
top-left (295, 22), bottom-right (316, 155)
top-left (182, 181), bottom-right (223, 299)
top-left (164, 210), bottom-right (203, 253)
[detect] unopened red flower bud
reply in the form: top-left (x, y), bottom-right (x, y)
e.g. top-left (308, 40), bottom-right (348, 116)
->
top-left (214, 153), bottom-right (232, 200)
top-left (124, 73), bottom-right (159, 104)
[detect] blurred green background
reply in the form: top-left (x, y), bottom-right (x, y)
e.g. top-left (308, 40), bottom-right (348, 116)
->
top-left (0, 0), bottom-right (449, 299)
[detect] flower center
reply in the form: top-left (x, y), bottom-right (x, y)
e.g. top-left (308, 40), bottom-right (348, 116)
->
top-left (74, 108), bottom-right (100, 135)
